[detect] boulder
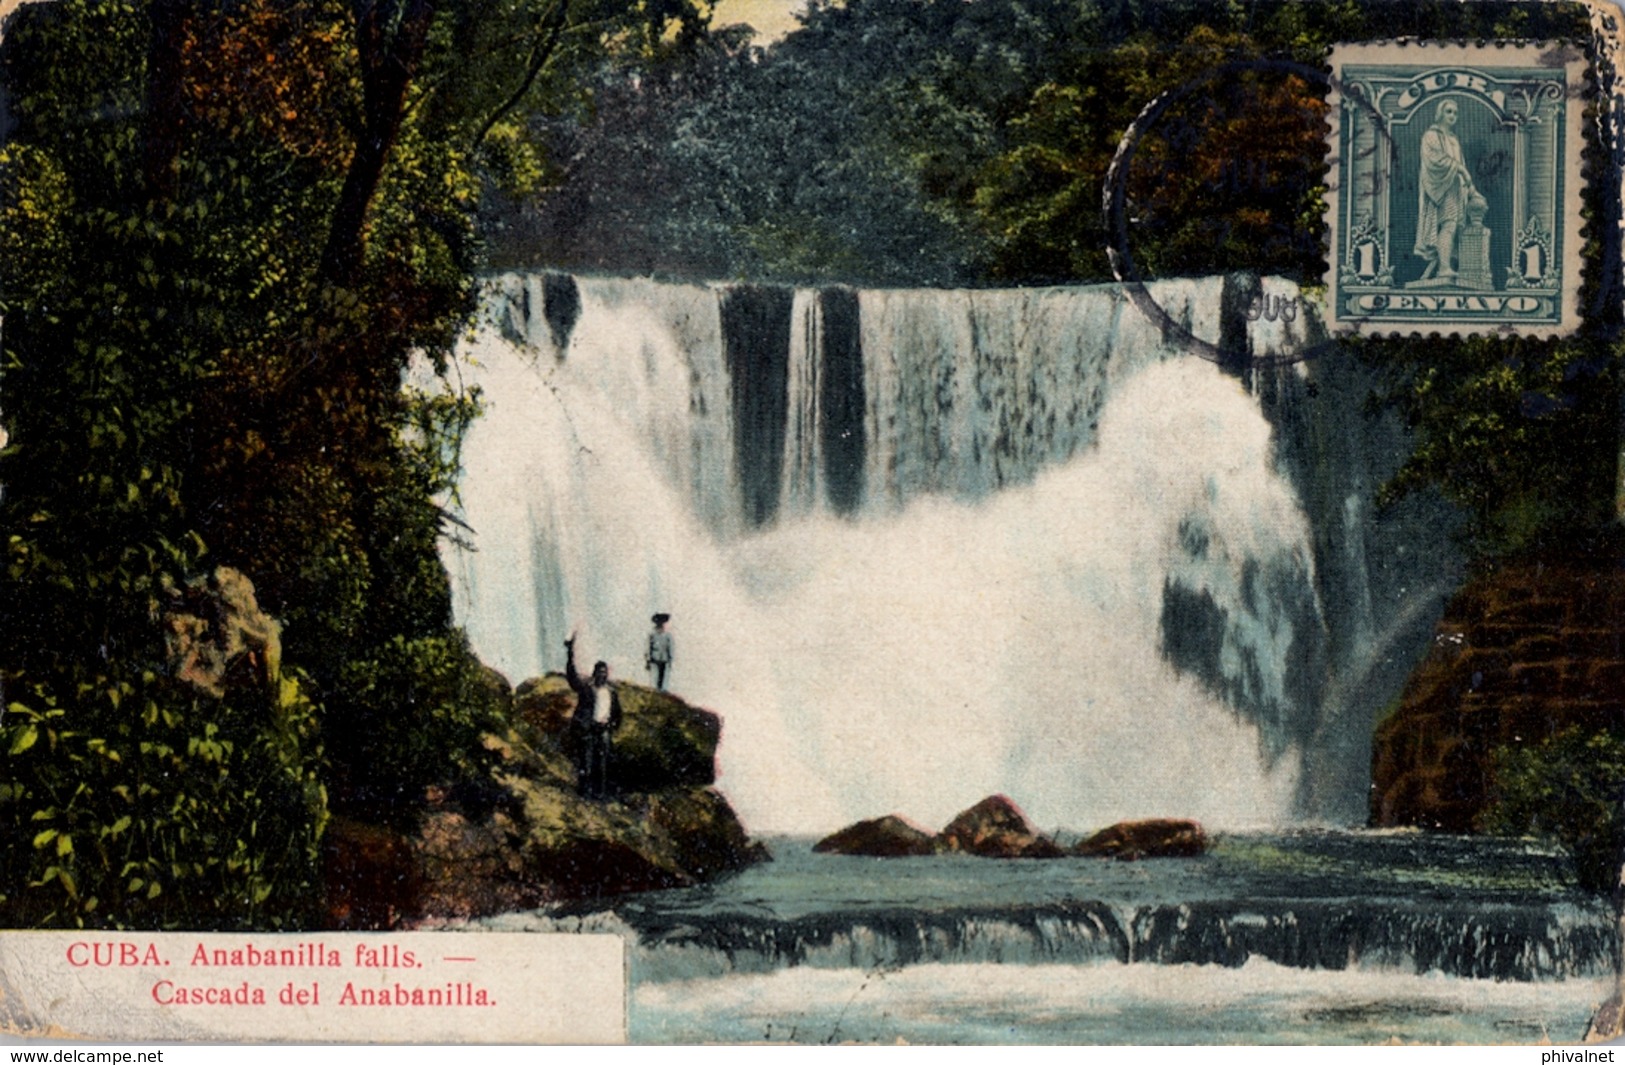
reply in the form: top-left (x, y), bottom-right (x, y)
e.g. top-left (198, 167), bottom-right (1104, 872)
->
top-left (940, 795), bottom-right (1062, 859)
top-left (414, 805), bottom-right (537, 918)
top-left (612, 684), bottom-right (721, 791)
top-left (326, 678), bottom-right (763, 927)
top-left (161, 566), bottom-right (281, 698)
top-left (495, 776), bottom-right (761, 904)
top-left (514, 674), bottom-right (719, 792)
top-left (814, 815), bottom-right (940, 857)
top-left (1073, 818), bottom-right (1207, 860)
top-left (647, 787), bottom-right (770, 879)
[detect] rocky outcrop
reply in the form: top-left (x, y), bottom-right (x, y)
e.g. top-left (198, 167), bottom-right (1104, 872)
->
top-left (161, 566), bottom-right (281, 698)
top-left (813, 815), bottom-right (940, 857)
top-left (940, 795), bottom-right (1062, 858)
top-left (514, 674), bottom-right (720, 790)
top-left (1073, 818), bottom-right (1207, 860)
top-left (323, 671), bottom-right (765, 928)
top-left (322, 816), bottom-right (425, 930)
top-left (1585, 975), bottom-right (1625, 1044)
top-left (1370, 552), bottom-right (1625, 832)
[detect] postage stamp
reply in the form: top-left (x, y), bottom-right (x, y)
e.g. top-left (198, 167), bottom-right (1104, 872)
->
top-left (1326, 41), bottom-right (1589, 337)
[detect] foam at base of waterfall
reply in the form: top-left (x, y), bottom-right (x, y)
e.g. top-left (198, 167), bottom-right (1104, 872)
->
top-left (631, 959), bottom-right (1610, 1044)
top-left (448, 311), bottom-right (1306, 830)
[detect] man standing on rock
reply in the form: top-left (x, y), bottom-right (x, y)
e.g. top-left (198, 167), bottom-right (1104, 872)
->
top-left (565, 633), bottom-right (621, 800)
top-left (646, 613), bottom-right (674, 692)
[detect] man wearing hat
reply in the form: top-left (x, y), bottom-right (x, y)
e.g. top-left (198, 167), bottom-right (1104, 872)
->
top-left (647, 613), bottom-right (674, 692)
top-left (564, 632), bottom-right (621, 800)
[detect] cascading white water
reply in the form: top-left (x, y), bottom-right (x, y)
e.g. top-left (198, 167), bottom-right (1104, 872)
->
top-left (446, 274), bottom-right (1344, 834)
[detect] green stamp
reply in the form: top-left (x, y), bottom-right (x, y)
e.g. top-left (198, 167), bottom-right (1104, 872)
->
top-left (1326, 42), bottom-right (1588, 337)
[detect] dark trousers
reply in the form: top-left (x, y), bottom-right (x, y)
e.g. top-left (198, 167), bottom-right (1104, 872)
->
top-left (577, 724), bottom-right (613, 800)
top-left (650, 660), bottom-right (669, 691)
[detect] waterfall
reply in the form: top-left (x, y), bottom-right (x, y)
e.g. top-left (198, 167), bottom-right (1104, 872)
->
top-left (445, 272), bottom-right (1458, 834)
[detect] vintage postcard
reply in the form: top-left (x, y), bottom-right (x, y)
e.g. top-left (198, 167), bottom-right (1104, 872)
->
top-left (2, 0), bottom-right (1625, 1049)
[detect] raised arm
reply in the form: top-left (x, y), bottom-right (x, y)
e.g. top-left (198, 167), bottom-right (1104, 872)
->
top-left (565, 633), bottom-right (582, 691)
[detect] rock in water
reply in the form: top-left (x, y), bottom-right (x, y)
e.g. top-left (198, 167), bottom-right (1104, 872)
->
top-left (940, 795), bottom-right (1062, 859)
top-left (814, 815), bottom-right (940, 857)
top-left (1073, 818), bottom-right (1207, 860)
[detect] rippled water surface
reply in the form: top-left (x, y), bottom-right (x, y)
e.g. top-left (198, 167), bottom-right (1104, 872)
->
top-left (480, 831), bottom-right (1618, 1044)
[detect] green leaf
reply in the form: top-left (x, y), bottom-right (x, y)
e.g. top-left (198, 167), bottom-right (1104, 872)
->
top-left (9, 725), bottom-right (38, 755)
top-left (32, 828), bottom-right (58, 849)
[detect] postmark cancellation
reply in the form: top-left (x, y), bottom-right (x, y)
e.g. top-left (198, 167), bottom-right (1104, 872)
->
top-left (1326, 41), bottom-right (1588, 337)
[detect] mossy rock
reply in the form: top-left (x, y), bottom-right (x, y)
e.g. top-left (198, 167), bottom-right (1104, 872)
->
top-left (504, 775), bottom-right (763, 900)
top-left (513, 674), bottom-right (719, 793)
top-left (328, 674), bottom-right (761, 924)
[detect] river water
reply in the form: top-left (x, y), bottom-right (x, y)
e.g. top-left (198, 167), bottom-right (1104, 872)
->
top-left (476, 831), bottom-right (1614, 1044)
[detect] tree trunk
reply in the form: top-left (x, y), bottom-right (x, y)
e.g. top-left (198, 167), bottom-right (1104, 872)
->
top-left (143, 0), bottom-right (191, 202)
top-left (317, 0), bottom-right (436, 290)
top-left (1584, 883), bottom-right (1625, 1041)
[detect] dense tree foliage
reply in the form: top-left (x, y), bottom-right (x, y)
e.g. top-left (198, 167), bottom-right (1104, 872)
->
top-left (1489, 727), bottom-right (1625, 898)
top-left (497, 0), bottom-right (1591, 282)
top-left (0, 0), bottom-right (709, 928)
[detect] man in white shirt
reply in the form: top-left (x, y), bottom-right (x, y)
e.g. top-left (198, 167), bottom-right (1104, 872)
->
top-left (646, 613), bottom-right (674, 692)
top-left (564, 633), bottom-right (622, 800)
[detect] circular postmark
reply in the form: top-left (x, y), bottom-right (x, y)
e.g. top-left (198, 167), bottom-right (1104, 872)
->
top-left (1102, 57), bottom-right (1394, 366)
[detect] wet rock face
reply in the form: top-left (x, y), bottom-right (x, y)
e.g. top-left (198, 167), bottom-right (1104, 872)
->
top-left (1370, 555), bottom-right (1625, 832)
top-left (940, 794), bottom-right (1060, 858)
top-left (1073, 819), bottom-right (1208, 860)
top-left (813, 815), bottom-right (940, 857)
